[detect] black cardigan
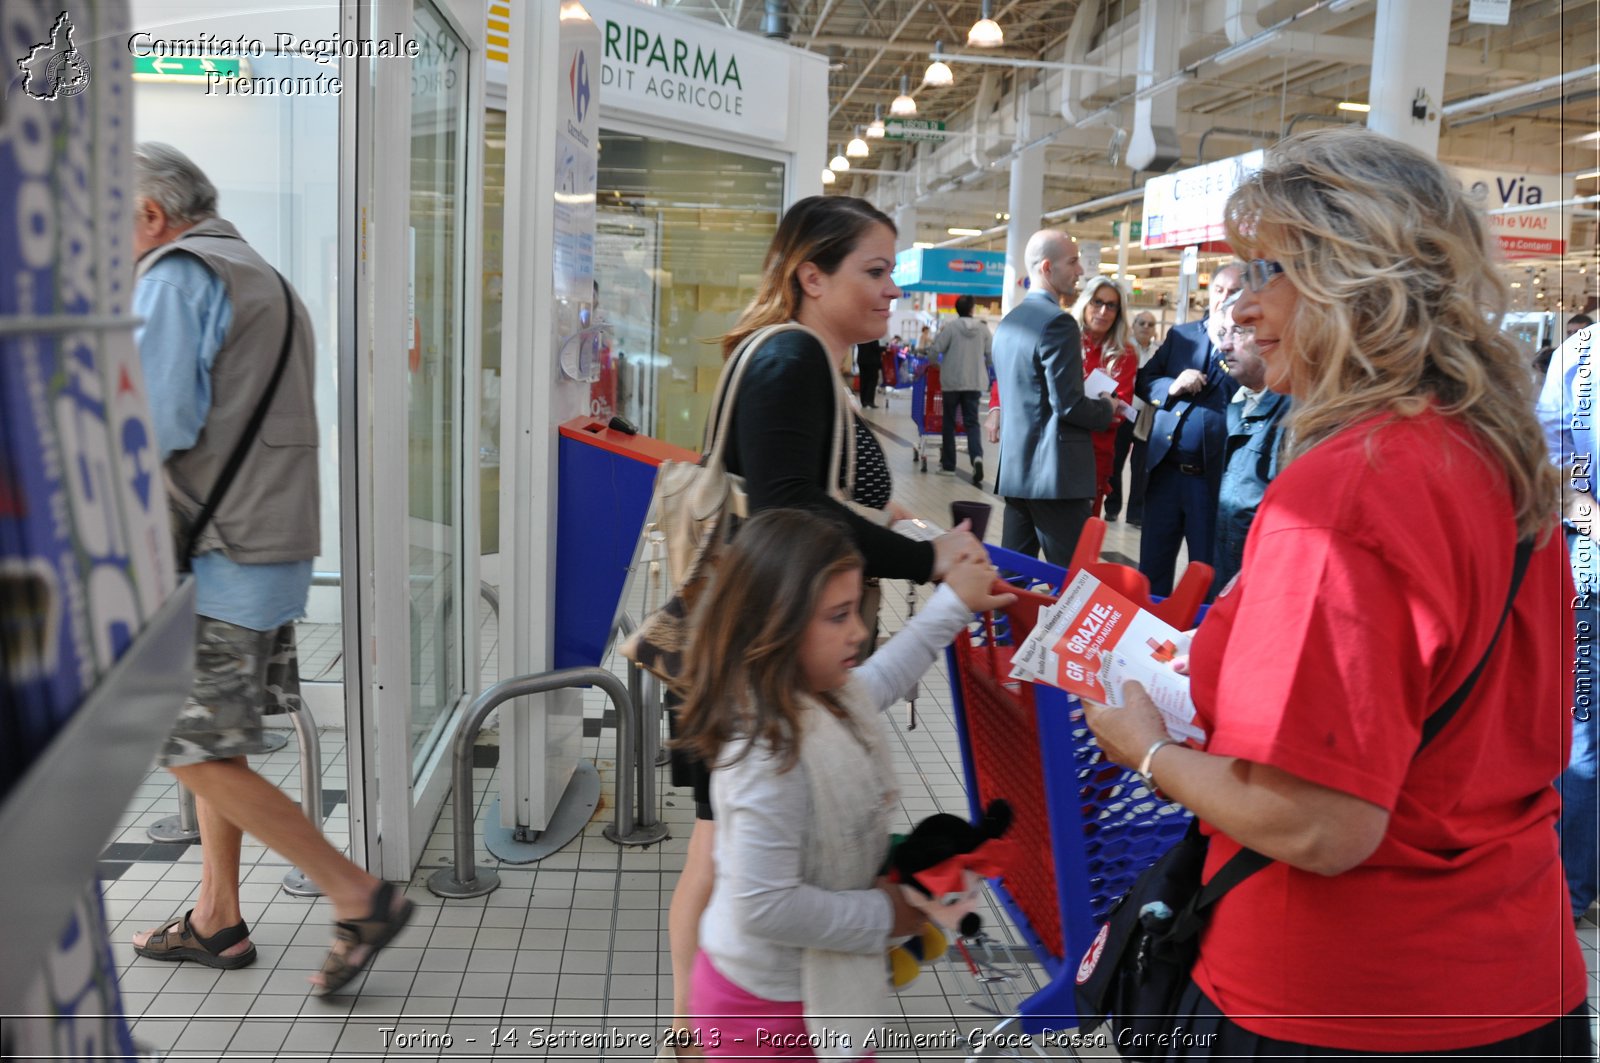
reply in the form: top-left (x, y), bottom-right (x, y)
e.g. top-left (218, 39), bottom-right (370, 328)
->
top-left (721, 329), bottom-right (936, 583)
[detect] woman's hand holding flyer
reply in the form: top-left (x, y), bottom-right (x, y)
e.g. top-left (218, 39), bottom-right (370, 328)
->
top-left (1009, 570), bottom-right (1206, 745)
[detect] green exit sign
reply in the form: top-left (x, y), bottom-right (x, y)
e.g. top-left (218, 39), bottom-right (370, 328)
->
top-left (132, 56), bottom-right (245, 81)
top-left (1111, 220), bottom-right (1143, 240)
top-left (883, 118), bottom-right (947, 142)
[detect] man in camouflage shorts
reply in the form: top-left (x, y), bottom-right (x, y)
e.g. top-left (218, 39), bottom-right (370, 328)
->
top-left (129, 143), bottom-right (409, 995)
top-left (161, 619), bottom-right (302, 766)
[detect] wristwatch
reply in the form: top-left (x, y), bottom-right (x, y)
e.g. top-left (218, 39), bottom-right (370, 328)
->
top-left (1138, 737), bottom-right (1178, 793)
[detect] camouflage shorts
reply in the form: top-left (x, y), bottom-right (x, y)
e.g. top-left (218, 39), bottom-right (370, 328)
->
top-left (160, 617), bottom-right (304, 768)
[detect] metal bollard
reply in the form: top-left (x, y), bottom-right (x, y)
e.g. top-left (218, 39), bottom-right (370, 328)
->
top-left (280, 705), bottom-right (326, 896)
top-left (604, 614), bottom-right (668, 848)
top-left (428, 666), bottom-right (635, 899)
top-left (147, 782), bottom-right (199, 843)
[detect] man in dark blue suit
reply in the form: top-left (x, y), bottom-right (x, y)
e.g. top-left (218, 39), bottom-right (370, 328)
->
top-left (990, 229), bottom-right (1116, 566)
top-left (1135, 262), bottom-right (1245, 596)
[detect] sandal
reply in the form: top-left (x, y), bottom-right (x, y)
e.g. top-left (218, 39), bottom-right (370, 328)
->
top-left (311, 881), bottom-right (414, 997)
top-left (133, 911), bottom-right (257, 969)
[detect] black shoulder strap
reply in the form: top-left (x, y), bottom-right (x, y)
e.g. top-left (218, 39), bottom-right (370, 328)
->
top-left (181, 269), bottom-right (296, 566)
top-left (1190, 536), bottom-right (1536, 912)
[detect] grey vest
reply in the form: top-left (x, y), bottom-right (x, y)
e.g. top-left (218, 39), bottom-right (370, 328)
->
top-left (138, 217), bottom-right (320, 563)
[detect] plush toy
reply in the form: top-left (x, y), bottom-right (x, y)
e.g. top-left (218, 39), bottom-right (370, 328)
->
top-left (884, 800), bottom-right (1017, 988)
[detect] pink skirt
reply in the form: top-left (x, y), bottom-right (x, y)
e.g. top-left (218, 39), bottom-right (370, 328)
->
top-left (689, 951), bottom-right (819, 1060)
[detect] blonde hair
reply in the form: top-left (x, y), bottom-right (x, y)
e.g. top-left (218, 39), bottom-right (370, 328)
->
top-left (1073, 276), bottom-right (1133, 377)
top-left (1223, 127), bottom-right (1558, 539)
top-left (722, 196), bottom-right (896, 358)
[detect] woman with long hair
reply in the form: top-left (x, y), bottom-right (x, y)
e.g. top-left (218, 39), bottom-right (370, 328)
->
top-left (1084, 127), bottom-right (1590, 1056)
top-left (1072, 276), bottom-right (1138, 518)
top-left (662, 195), bottom-right (983, 1056)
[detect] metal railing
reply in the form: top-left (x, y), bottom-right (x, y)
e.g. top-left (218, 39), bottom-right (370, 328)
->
top-left (427, 666), bottom-right (636, 899)
top-left (603, 614), bottom-right (667, 848)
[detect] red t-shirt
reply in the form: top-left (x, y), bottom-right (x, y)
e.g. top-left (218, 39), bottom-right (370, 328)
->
top-left (1187, 409), bottom-right (1584, 1051)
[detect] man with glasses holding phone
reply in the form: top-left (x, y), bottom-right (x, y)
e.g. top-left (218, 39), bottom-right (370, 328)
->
top-left (1134, 261), bottom-right (1246, 596)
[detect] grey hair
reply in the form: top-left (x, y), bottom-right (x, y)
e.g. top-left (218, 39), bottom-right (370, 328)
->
top-left (134, 142), bottom-right (218, 224)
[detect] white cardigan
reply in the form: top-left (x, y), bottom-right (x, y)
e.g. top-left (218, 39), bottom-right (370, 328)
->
top-left (698, 585), bottom-right (972, 1001)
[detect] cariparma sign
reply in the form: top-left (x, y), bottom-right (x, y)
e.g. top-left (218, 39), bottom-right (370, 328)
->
top-left (585, 0), bottom-right (791, 142)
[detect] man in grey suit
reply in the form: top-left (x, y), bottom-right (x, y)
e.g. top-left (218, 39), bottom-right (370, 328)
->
top-left (989, 230), bottom-right (1116, 566)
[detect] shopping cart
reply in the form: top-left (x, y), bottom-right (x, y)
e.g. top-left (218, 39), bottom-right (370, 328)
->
top-left (943, 544), bottom-right (1199, 1056)
top-left (909, 360), bottom-right (964, 472)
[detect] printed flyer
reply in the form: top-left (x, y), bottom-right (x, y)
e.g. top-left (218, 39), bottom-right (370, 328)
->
top-left (1010, 570), bottom-right (1205, 745)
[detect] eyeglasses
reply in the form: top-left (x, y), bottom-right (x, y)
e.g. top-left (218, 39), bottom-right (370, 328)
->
top-left (1087, 297), bottom-right (1120, 312)
top-left (1244, 259), bottom-right (1285, 291)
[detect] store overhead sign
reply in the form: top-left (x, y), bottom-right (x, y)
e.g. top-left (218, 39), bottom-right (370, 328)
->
top-left (883, 118), bottom-right (946, 142)
top-left (1140, 149), bottom-right (1264, 251)
top-left (585, 0), bottom-right (790, 142)
top-left (893, 248), bottom-right (1006, 296)
top-left (1454, 165), bottom-right (1574, 258)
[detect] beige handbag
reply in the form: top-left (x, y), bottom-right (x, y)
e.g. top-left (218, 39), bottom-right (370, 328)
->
top-left (621, 323), bottom-right (856, 690)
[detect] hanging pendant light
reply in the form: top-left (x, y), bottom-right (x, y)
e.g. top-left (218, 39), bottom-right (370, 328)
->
top-left (890, 75), bottom-right (917, 117)
top-left (846, 127), bottom-right (869, 157)
top-left (866, 104), bottom-right (886, 139)
top-left (821, 167), bottom-right (836, 185)
top-left (968, 0), bottom-right (1004, 47)
top-left (923, 41), bottom-right (953, 88)
top-left (829, 144), bottom-right (850, 172)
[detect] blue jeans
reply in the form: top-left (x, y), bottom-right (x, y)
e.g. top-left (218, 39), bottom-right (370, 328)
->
top-left (1562, 529), bottom-right (1599, 918)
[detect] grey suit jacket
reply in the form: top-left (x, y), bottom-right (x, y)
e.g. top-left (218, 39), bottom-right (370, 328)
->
top-left (992, 289), bottom-right (1114, 500)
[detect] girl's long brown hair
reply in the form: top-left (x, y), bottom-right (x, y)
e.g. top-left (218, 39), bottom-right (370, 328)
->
top-left (721, 196), bottom-right (897, 359)
top-left (674, 509), bottom-right (863, 773)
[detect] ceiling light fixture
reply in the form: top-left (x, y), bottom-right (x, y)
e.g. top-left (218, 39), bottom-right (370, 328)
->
top-left (947, 226), bottom-right (984, 237)
top-left (1337, 100), bottom-right (1370, 112)
top-left (968, 0), bottom-right (1004, 47)
top-left (923, 41), bottom-right (954, 88)
top-left (866, 105), bottom-right (886, 139)
top-left (890, 75), bottom-right (917, 116)
top-left (846, 128), bottom-right (869, 157)
top-left (829, 145), bottom-right (850, 172)
top-left (1577, 170), bottom-right (1600, 181)
top-left (821, 167), bottom-right (836, 185)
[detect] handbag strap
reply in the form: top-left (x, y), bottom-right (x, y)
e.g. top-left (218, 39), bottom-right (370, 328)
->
top-left (1189, 536), bottom-right (1536, 914)
top-left (182, 268), bottom-right (297, 565)
top-left (703, 321), bottom-right (854, 500)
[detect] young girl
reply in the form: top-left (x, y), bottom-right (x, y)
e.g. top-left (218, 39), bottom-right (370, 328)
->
top-left (675, 509), bottom-right (1012, 1060)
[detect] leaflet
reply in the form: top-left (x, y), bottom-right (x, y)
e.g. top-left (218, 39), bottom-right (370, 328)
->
top-left (1009, 569), bottom-right (1206, 745)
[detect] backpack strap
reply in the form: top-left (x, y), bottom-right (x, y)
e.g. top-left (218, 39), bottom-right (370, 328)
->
top-left (181, 268), bottom-right (297, 568)
top-left (1187, 536), bottom-right (1536, 915)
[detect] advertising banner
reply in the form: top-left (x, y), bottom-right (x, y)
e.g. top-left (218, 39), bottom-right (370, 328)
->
top-left (1454, 165), bottom-right (1575, 259)
top-left (1140, 149), bottom-right (1264, 251)
top-left (893, 248), bottom-right (1007, 296)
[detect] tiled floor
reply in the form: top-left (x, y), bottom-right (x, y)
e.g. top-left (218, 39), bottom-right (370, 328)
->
top-left (97, 396), bottom-right (1599, 1060)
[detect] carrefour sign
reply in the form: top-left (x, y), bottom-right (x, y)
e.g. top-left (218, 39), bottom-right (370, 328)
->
top-left (893, 248), bottom-right (1006, 295)
top-left (585, 0), bottom-right (790, 142)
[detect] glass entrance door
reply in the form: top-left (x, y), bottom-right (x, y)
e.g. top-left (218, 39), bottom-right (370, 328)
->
top-left (346, 0), bottom-right (480, 879)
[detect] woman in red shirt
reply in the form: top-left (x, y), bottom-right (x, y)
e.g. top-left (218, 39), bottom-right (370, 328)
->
top-left (1072, 277), bottom-right (1138, 518)
top-left (1084, 129), bottom-right (1590, 1056)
